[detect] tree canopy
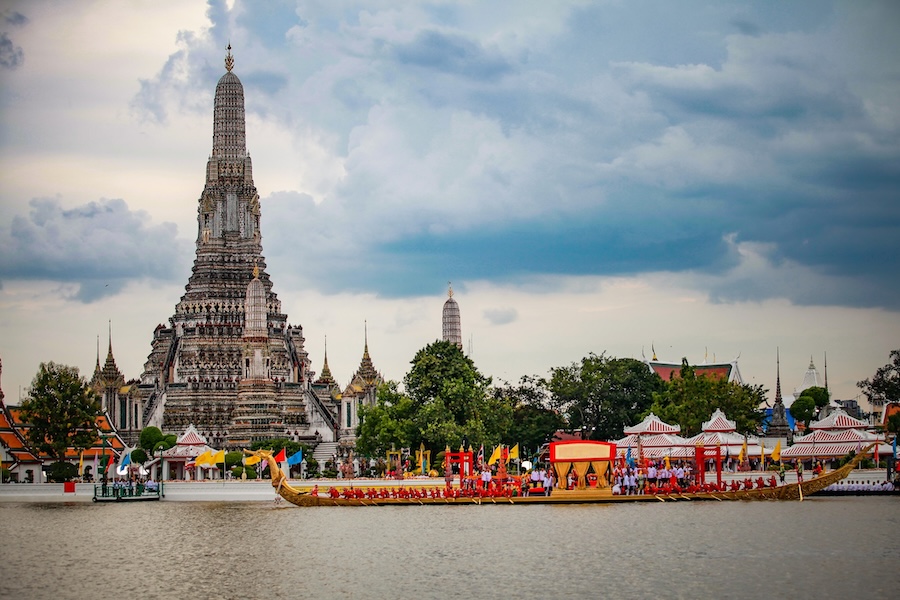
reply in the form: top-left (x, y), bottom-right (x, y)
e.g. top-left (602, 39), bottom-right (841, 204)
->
top-left (545, 353), bottom-right (664, 440)
top-left (19, 362), bottom-right (101, 462)
top-left (798, 386), bottom-right (829, 409)
top-left (647, 359), bottom-right (766, 437)
top-left (789, 396), bottom-right (816, 430)
top-left (493, 376), bottom-right (565, 452)
top-left (858, 349), bottom-right (900, 409)
top-left (356, 341), bottom-right (512, 456)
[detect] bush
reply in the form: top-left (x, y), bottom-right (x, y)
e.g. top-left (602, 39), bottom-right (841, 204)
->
top-left (131, 448), bottom-right (148, 464)
top-left (47, 461), bottom-right (77, 483)
top-left (305, 457), bottom-right (319, 477)
top-left (224, 451), bottom-right (243, 469)
top-left (245, 467), bottom-right (258, 480)
top-left (139, 426), bottom-right (164, 454)
top-left (231, 466), bottom-right (244, 478)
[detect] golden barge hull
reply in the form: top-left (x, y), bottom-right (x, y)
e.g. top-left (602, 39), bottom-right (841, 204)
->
top-left (245, 444), bottom-right (874, 507)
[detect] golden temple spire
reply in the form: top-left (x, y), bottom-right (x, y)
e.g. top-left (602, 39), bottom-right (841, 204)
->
top-left (447, 281), bottom-right (453, 298)
top-left (225, 42), bottom-right (234, 72)
top-left (363, 320), bottom-right (369, 358)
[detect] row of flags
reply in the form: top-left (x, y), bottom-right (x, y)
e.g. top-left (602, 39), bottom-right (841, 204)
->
top-left (193, 448), bottom-right (304, 468)
top-left (481, 444), bottom-right (520, 465)
top-left (85, 447), bottom-right (305, 475)
top-left (735, 439), bottom-right (782, 463)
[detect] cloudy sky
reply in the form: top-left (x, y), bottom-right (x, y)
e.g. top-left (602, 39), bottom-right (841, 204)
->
top-left (1, 1), bottom-right (898, 412)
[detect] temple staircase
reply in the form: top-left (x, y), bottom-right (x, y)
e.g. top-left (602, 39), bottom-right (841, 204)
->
top-left (313, 441), bottom-right (339, 468)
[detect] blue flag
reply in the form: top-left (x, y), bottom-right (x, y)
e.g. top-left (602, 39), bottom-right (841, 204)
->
top-left (893, 435), bottom-right (897, 460)
top-left (287, 449), bottom-right (303, 466)
top-left (626, 446), bottom-right (635, 468)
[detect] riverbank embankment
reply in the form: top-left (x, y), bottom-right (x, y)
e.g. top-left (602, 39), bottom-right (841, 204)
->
top-left (0, 469), bottom-right (893, 503)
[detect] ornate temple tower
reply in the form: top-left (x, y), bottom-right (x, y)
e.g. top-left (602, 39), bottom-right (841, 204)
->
top-left (138, 47), bottom-right (334, 448)
top-left (337, 326), bottom-right (384, 456)
top-left (768, 348), bottom-right (791, 440)
top-left (91, 326), bottom-right (141, 443)
top-left (442, 283), bottom-right (462, 350)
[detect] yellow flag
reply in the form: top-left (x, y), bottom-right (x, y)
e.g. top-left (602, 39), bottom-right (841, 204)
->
top-left (508, 444), bottom-right (520, 460)
top-left (664, 454), bottom-right (671, 470)
top-left (78, 451), bottom-right (84, 476)
top-left (771, 440), bottom-right (781, 462)
top-left (760, 441), bottom-right (765, 463)
top-left (738, 439), bottom-right (747, 463)
top-left (244, 454), bottom-right (261, 466)
top-left (194, 450), bottom-right (213, 466)
top-left (487, 445), bottom-right (501, 465)
top-left (212, 449), bottom-right (225, 465)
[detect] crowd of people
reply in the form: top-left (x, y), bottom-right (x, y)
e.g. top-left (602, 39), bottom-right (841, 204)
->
top-left (98, 476), bottom-right (160, 498)
top-left (610, 461), bottom-right (695, 495)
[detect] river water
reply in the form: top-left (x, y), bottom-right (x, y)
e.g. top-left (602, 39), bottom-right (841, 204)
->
top-left (0, 497), bottom-right (897, 599)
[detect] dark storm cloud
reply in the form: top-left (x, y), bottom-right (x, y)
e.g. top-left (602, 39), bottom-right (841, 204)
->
top-left (0, 198), bottom-right (188, 302)
top-left (483, 307), bottom-right (518, 326)
top-left (0, 32), bottom-right (23, 69)
top-left (3, 10), bottom-right (27, 27)
top-left (139, 1), bottom-right (900, 312)
top-left (392, 30), bottom-right (513, 82)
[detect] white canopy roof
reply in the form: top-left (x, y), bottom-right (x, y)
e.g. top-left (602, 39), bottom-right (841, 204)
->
top-left (623, 413), bottom-right (681, 435)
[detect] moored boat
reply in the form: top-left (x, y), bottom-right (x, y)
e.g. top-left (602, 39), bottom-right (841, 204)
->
top-left (92, 481), bottom-right (162, 502)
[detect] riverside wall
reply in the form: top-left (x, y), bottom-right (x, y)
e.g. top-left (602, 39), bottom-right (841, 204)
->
top-left (0, 469), bottom-right (893, 503)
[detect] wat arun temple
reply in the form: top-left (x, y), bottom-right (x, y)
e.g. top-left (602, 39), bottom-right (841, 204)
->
top-left (128, 48), bottom-right (397, 452)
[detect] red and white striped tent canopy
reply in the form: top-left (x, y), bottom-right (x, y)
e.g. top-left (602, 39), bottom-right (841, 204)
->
top-left (808, 408), bottom-right (868, 430)
top-left (623, 412), bottom-right (681, 435)
top-left (616, 410), bottom-right (772, 460)
top-left (613, 432), bottom-right (690, 459)
top-left (780, 427), bottom-right (890, 459)
top-left (701, 408), bottom-right (736, 432)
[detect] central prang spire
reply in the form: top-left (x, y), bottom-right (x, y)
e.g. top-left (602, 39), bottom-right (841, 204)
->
top-left (212, 44), bottom-right (247, 162)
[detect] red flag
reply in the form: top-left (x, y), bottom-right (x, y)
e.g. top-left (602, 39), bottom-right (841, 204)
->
top-left (273, 448), bottom-right (287, 462)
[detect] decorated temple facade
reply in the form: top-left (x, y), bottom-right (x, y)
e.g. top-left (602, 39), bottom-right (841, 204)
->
top-left (136, 47), bottom-right (334, 449)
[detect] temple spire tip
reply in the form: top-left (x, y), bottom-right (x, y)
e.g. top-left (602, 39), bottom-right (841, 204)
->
top-left (225, 42), bottom-right (234, 72)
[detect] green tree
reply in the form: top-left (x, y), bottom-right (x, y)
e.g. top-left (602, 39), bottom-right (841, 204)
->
top-left (405, 340), bottom-right (492, 417)
top-left (355, 382), bottom-right (418, 456)
top-left (223, 451), bottom-right (243, 470)
top-left (648, 359), bottom-right (766, 437)
top-left (798, 386), bottom-right (829, 410)
top-left (47, 461), bottom-right (77, 483)
top-left (494, 376), bottom-right (565, 450)
top-left (356, 341), bottom-right (510, 456)
top-left (883, 412), bottom-right (900, 436)
top-left (858, 349), bottom-right (900, 410)
top-left (545, 353), bottom-right (664, 440)
top-left (19, 362), bottom-right (101, 462)
top-left (139, 426), bottom-right (164, 456)
top-left (131, 448), bottom-right (148, 464)
top-left (789, 396), bottom-right (816, 430)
